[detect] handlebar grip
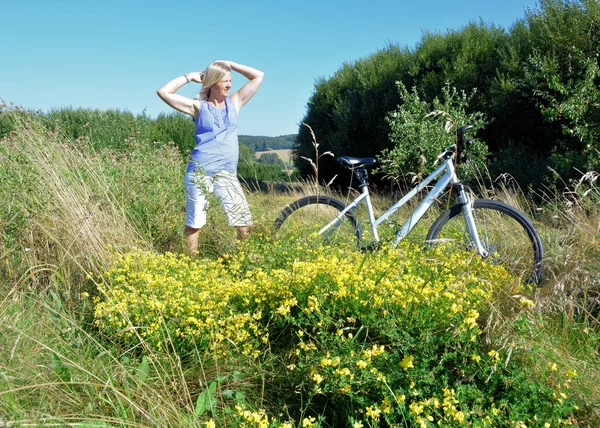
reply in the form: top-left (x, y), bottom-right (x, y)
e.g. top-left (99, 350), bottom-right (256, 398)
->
top-left (457, 124), bottom-right (474, 143)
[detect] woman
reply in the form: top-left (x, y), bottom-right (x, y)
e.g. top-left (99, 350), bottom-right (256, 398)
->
top-left (157, 61), bottom-right (264, 252)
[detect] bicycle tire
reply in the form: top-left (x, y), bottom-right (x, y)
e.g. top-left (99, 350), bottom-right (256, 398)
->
top-left (274, 196), bottom-right (362, 245)
top-left (426, 199), bottom-right (544, 284)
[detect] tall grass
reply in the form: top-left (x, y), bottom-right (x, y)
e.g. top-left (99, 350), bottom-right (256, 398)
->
top-left (0, 109), bottom-right (236, 425)
top-left (1, 290), bottom-right (201, 426)
top-left (0, 113), bottom-right (147, 288)
top-left (465, 168), bottom-right (600, 422)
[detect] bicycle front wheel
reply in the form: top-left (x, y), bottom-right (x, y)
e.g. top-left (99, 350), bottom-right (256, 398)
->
top-left (274, 196), bottom-right (362, 246)
top-left (426, 199), bottom-right (544, 284)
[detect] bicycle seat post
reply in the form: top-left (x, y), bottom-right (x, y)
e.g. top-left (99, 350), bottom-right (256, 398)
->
top-left (351, 165), bottom-right (379, 242)
top-left (336, 156), bottom-right (378, 240)
top-left (354, 167), bottom-right (369, 190)
top-left (336, 156), bottom-right (377, 192)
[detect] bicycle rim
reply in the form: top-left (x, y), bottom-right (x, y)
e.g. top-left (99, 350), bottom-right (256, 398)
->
top-left (275, 196), bottom-right (362, 246)
top-left (427, 199), bottom-right (544, 284)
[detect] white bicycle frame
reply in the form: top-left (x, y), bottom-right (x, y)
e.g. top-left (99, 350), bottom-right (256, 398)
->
top-left (319, 155), bottom-right (489, 257)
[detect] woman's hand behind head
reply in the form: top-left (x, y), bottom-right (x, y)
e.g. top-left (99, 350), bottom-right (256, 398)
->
top-left (190, 71), bottom-right (204, 83)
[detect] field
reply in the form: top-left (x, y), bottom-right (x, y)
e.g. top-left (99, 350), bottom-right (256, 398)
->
top-left (1, 110), bottom-right (599, 427)
top-left (255, 148), bottom-right (293, 163)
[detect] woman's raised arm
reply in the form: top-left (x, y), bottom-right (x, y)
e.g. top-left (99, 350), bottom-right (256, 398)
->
top-left (226, 61), bottom-right (264, 112)
top-left (156, 72), bottom-right (202, 117)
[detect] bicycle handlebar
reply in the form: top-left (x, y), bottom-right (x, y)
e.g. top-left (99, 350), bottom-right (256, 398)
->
top-left (457, 124), bottom-right (474, 143)
top-left (455, 124), bottom-right (475, 165)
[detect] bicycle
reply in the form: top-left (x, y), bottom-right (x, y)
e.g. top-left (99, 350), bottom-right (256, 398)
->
top-left (274, 125), bottom-right (544, 284)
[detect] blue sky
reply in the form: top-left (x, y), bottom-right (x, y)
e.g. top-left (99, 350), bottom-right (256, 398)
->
top-left (2, 0), bottom-right (539, 137)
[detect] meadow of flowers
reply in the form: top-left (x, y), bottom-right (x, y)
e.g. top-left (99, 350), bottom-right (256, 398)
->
top-left (94, 236), bottom-right (579, 427)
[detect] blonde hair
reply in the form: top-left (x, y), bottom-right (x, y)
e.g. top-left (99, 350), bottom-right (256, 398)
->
top-left (199, 61), bottom-right (232, 101)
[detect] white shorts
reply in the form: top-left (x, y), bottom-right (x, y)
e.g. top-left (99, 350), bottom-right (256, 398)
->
top-left (184, 171), bottom-right (253, 229)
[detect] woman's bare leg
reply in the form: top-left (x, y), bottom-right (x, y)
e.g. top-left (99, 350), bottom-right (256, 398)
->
top-left (236, 226), bottom-right (251, 241)
top-left (185, 225), bottom-right (201, 253)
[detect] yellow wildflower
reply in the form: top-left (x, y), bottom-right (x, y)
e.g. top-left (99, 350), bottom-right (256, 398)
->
top-left (365, 406), bottom-right (381, 420)
top-left (409, 401), bottom-right (424, 415)
top-left (356, 360), bottom-right (368, 369)
top-left (488, 349), bottom-right (500, 363)
top-left (302, 416), bottom-right (317, 427)
top-left (400, 354), bottom-right (414, 371)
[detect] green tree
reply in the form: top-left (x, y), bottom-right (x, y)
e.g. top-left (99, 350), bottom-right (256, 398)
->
top-left (489, 0), bottom-right (600, 184)
top-left (258, 152), bottom-right (286, 169)
top-left (239, 143), bottom-right (256, 165)
top-left (239, 134), bottom-right (296, 151)
top-left (294, 45), bottom-right (412, 185)
top-left (408, 22), bottom-right (507, 113)
top-left (533, 53), bottom-right (600, 174)
top-left (523, 0), bottom-right (600, 175)
top-left (296, 0), bottom-right (600, 190)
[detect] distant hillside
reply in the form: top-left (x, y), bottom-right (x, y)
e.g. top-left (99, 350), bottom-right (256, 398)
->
top-left (238, 134), bottom-right (296, 152)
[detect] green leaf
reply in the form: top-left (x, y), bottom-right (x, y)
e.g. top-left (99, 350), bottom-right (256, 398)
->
top-left (51, 352), bottom-right (71, 382)
top-left (195, 380), bottom-right (218, 417)
top-left (235, 390), bottom-right (246, 403)
top-left (136, 355), bottom-right (150, 382)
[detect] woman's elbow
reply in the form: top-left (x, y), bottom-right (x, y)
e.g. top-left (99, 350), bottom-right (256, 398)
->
top-left (253, 72), bottom-right (265, 86)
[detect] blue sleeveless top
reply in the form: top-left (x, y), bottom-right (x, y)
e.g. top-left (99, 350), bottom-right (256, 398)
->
top-left (187, 97), bottom-right (238, 176)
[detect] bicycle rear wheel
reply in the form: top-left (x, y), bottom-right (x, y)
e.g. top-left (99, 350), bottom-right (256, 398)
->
top-left (274, 196), bottom-right (362, 246)
top-left (426, 199), bottom-right (544, 284)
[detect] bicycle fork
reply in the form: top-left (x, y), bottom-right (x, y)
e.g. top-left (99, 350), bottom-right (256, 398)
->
top-left (456, 184), bottom-right (489, 258)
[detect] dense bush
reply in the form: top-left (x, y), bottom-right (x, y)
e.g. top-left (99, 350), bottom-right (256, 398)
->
top-left (43, 108), bottom-right (154, 152)
top-left (379, 83), bottom-right (488, 181)
top-left (239, 134), bottom-right (296, 151)
top-left (151, 111), bottom-right (196, 153)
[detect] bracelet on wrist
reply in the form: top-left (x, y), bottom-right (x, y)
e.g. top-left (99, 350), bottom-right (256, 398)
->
top-left (183, 73), bottom-right (191, 83)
